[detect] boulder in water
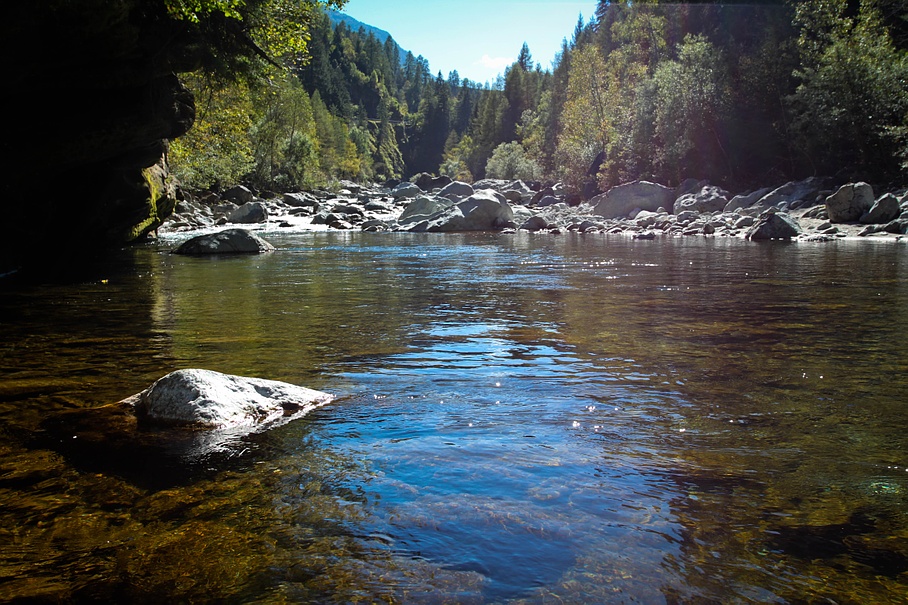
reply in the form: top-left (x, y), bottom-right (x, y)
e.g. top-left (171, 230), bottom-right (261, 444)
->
top-left (173, 228), bottom-right (275, 255)
top-left (124, 369), bottom-right (333, 429)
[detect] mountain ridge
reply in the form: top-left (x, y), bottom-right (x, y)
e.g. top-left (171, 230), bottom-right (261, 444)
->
top-left (327, 9), bottom-right (409, 60)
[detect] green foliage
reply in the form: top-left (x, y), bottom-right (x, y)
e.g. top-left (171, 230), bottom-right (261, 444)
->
top-left (485, 142), bottom-right (543, 181)
top-left (790, 0), bottom-right (908, 180)
top-left (169, 0), bottom-right (906, 194)
top-left (169, 74), bottom-right (255, 189)
top-left (650, 35), bottom-right (730, 182)
top-left (249, 76), bottom-right (321, 190)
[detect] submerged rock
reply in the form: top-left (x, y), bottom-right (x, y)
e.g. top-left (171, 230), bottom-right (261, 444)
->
top-left (173, 229), bottom-right (275, 255)
top-left (124, 369), bottom-right (334, 429)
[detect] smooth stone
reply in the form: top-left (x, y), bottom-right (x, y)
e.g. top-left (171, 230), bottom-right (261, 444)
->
top-left (173, 228), bottom-right (275, 255)
top-left (124, 368), bottom-right (333, 429)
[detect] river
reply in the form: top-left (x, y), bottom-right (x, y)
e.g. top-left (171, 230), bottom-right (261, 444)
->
top-left (1, 231), bottom-right (906, 603)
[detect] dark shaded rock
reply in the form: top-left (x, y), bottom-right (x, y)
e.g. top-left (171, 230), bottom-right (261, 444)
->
top-left (860, 194), bottom-right (901, 224)
top-left (173, 229), bottom-right (275, 255)
top-left (883, 219), bottom-right (908, 234)
top-left (3, 2), bottom-right (197, 272)
top-left (222, 185), bottom-right (255, 205)
top-left (520, 216), bottom-right (549, 231)
top-left (745, 211), bottom-right (802, 240)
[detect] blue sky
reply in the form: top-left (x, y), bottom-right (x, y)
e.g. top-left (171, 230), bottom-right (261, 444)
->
top-left (337, 0), bottom-right (599, 85)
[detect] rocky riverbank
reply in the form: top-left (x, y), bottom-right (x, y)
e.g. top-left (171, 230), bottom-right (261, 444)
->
top-left (161, 176), bottom-right (908, 243)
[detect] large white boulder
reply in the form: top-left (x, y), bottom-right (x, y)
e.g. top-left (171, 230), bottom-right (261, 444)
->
top-left (826, 182), bottom-right (875, 223)
top-left (590, 181), bottom-right (675, 219)
top-left (409, 190), bottom-right (515, 232)
top-left (124, 369), bottom-right (333, 429)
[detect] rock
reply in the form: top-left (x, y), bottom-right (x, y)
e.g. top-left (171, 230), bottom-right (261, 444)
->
top-left (745, 211), bottom-right (802, 240)
top-left (883, 218), bottom-right (908, 234)
top-left (222, 185), bottom-right (255, 205)
top-left (676, 210), bottom-right (699, 223)
top-left (472, 179), bottom-right (510, 192)
top-left (363, 200), bottom-right (393, 213)
top-left (723, 188), bottom-right (771, 212)
top-left (859, 193), bottom-right (901, 224)
top-left (590, 181), bottom-right (675, 219)
top-left (337, 180), bottom-right (363, 194)
top-left (519, 216), bottom-right (549, 231)
top-left (408, 173), bottom-right (451, 191)
top-left (173, 229), bottom-right (275, 255)
top-left (673, 185), bottom-right (729, 214)
top-left (124, 369), bottom-right (333, 429)
top-left (537, 195), bottom-right (561, 207)
top-left (826, 182), bottom-right (875, 223)
top-left (282, 192), bottom-right (320, 208)
top-left (3, 3), bottom-right (197, 272)
top-left (329, 202), bottom-right (364, 216)
top-left (734, 215), bottom-right (756, 229)
top-left (399, 196), bottom-right (454, 224)
top-left (411, 191), bottom-right (515, 232)
top-left (438, 181), bottom-right (475, 200)
top-left (675, 178), bottom-right (709, 198)
top-left (503, 189), bottom-right (524, 203)
top-left (227, 201), bottom-right (268, 224)
top-left (391, 182), bottom-right (422, 200)
top-left (755, 178), bottom-right (826, 210)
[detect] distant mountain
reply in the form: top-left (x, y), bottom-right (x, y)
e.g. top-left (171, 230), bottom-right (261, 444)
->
top-left (327, 9), bottom-right (408, 59)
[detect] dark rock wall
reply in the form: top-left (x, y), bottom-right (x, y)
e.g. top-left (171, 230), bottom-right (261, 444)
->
top-left (2, 1), bottom-right (197, 273)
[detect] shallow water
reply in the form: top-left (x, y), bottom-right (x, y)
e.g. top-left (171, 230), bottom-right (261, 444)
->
top-left (1, 232), bottom-right (906, 603)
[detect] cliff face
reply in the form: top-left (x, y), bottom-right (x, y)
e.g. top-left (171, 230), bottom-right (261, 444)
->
top-left (2, 1), bottom-right (198, 274)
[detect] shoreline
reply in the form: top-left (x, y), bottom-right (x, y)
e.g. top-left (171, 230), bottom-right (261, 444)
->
top-left (159, 178), bottom-right (908, 246)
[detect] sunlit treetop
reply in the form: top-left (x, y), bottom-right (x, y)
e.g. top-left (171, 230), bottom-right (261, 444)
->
top-left (163, 0), bottom-right (347, 76)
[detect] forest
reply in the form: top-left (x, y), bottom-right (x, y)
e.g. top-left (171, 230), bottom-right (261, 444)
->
top-left (168, 0), bottom-right (908, 196)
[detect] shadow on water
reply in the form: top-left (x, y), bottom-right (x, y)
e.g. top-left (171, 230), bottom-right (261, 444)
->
top-left (31, 402), bottom-right (282, 490)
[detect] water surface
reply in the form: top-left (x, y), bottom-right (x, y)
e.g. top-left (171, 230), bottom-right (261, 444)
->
top-left (1, 232), bottom-right (906, 603)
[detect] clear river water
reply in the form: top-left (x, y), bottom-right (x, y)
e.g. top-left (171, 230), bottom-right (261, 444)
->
top-left (1, 231), bottom-right (906, 603)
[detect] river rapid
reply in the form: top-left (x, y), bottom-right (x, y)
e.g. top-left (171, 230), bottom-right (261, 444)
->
top-left (1, 231), bottom-right (906, 603)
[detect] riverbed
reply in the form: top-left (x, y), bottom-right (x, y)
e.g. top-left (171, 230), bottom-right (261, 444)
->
top-left (1, 232), bottom-right (906, 603)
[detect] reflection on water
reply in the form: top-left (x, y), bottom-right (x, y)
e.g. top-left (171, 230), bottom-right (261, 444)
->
top-left (1, 232), bottom-right (906, 602)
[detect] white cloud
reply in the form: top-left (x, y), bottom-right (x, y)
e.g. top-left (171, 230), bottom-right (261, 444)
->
top-left (474, 54), bottom-right (512, 70)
